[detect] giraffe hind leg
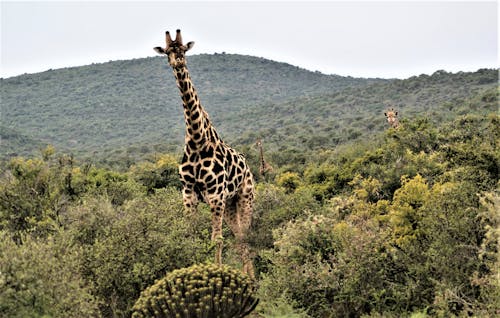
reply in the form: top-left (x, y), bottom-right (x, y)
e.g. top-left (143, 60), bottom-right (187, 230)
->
top-left (225, 194), bottom-right (255, 279)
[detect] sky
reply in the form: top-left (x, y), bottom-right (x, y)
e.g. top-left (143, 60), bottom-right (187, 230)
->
top-left (0, 0), bottom-right (498, 79)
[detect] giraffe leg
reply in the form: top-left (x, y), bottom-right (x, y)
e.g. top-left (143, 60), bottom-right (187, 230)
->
top-left (224, 200), bottom-right (245, 269)
top-left (237, 195), bottom-right (255, 279)
top-left (240, 174), bottom-right (256, 279)
top-left (226, 187), bottom-right (255, 279)
top-left (182, 187), bottom-right (199, 215)
top-left (209, 197), bottom-right (225, 265)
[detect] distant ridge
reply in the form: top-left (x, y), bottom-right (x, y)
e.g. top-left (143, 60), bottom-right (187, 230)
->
top-left (0, 53), bottom-right (497, 160)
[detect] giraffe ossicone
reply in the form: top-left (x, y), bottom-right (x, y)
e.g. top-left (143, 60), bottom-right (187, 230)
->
top-left (154, 30), bottom-right (255, 278)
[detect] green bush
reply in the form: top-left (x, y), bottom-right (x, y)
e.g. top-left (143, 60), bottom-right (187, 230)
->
top-left (132, 263), bottom-right (258, 318)
top-left (80, 188), bottom-right (212, 316)
top-left (0, 231), bottom-right (100, 317)
top-left (129, 153), bottom-right (181, 193)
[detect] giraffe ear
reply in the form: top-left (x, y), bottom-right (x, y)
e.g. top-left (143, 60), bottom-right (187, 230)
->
top-left (154, 47), bottom-right (166, 55)
top-left (185, 41), bottom-right (195, 51)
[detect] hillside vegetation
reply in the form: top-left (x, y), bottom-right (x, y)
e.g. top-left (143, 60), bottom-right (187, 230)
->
top-left (1, 54), bottom-right (379, 160)
top-left (2, 54), bottom-right (496, 162)
top-left (0, 55), bottom-right (499, 317)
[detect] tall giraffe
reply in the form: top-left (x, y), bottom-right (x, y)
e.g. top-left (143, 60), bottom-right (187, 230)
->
top-left (384, 107), bottom-right (400, 129)
top-left (154, 30), bottom-right (255, 278)
top-left (255, 139), bottom-right (273, 177)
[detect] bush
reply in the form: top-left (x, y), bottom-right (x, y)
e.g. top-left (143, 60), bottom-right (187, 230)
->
top-left (0, 231), bottom-right (100, 317)
top-left (259, 212), bottom-right (397, 317)
top-left (81, 188), bottom-right (213, 316)
top-left (129, 153), bottom-right (181, 193)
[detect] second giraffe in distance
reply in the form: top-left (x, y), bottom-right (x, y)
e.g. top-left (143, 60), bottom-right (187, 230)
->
top-left (256, 138), bottom-right (273, 178)
top-left (154, 30), bottom-right (255, 278)
top-left (384, 107), bottom-right (400, 129)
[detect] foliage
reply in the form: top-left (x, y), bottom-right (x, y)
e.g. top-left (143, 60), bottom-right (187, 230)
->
top-left (1, 54), bottom-right (497, 164)
top-left (0, 58), bottom-right (498, 317)
top-left (129, 153), bottom-right (181, 193)
top-left (475, 189), bottom-right (500, 315)
top-left (0, 147), bottom-right (144, 243)
top-left (0, 148), bottom-right (71, 241)
top-left (250, 183), bottom-right (321, 255)
top-left (132, 263), bottom-right (259, 318)
top-left (73, 189), bottom-right (213, 317)
top-left (0, 232), bottom-right (101, 317)
top-left (256, 113), bottom-right (499, 317)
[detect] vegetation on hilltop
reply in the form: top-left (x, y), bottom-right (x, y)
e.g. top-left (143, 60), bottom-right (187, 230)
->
top-left (231, 70), bottom-right (498, 151)
top-left (1, 54), bottom-right (379, 159)
top-left (2, 53), bottom-right (496, 163)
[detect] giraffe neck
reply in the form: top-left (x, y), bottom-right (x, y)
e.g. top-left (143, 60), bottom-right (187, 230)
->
top-left (259, 145), bottom-right (266, 169)
top-left (173, 66), bottom-right (219, 150)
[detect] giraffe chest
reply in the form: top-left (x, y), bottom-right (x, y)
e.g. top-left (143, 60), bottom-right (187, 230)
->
top-left (179, 143), bottom-right (248, 200)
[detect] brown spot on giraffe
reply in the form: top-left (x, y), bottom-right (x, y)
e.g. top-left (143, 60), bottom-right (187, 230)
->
top-left (154, 30), bottom-right (255, 278)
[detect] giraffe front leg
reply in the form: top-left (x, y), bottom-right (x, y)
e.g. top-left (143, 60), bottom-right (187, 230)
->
top-left (209, 198), bottom-right (225, 265)
top-left (182, 187), bottom-right (198, 215)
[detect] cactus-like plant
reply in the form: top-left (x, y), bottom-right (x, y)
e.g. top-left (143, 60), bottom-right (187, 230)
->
top-left (132, 263), bottom-right (259, 318)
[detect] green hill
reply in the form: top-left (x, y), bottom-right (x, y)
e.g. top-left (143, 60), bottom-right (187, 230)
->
top-left (0, 54), bottom-right (497, 162)
top-left (0, 54), bottom-right (377, 158)
top-left (0, 126), bottom-right (46, 157)
top-left (229, 69), bottom-right (498, 150)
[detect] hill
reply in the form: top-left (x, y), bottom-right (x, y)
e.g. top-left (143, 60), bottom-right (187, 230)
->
top-left (1, 54), bottom-right (497, 163)
top-left (228, 69), bottom-right (498, 150)
top-left (0, 54), bottom-right (378, 159)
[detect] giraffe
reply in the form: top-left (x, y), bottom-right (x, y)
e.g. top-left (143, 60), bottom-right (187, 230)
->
top-left (384, 107), bottom-right (400, 129)
top-left (255, 139), bottom-right (273, 177)
top-left (154, 30), bottom-right (255, 278)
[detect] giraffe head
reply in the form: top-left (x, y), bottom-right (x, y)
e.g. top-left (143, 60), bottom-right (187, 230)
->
top-left (384, 107), bottom-right (399, 128)
top-left (154, 29), bottom-right (194, 68)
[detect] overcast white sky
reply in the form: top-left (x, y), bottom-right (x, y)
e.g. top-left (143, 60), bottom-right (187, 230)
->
top-left (0, 1), bottom-right (498, 79)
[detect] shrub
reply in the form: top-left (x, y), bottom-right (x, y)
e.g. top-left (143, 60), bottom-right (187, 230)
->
top-left (83, 188), bottom-right (212, 316)
top-left (0, 231), bottom-right (100, 317)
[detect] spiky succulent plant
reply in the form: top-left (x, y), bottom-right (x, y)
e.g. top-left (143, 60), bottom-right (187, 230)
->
top-left (132, 263), bottom-right (259, 318)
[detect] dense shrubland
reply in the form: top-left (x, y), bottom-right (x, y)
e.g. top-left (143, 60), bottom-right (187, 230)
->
top-left (1, 110), bottom-right (498, 317)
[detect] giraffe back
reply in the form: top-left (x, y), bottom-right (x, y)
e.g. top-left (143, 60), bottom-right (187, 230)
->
top-left (180, 127), bottom-right (254, 204)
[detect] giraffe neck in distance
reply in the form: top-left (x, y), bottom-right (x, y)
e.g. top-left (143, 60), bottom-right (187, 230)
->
top-left (173, 65), bottom-right (218, 150)
top-left (259, 146), bottom-right (266, 168)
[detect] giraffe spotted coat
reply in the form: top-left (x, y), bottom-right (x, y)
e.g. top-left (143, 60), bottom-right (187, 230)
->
top-left (154, 30), bottom-right (255, 278)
